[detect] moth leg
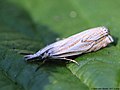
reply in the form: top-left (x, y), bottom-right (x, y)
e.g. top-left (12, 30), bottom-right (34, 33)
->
top-left (62, 58), bottom-right (79, 65)
top-left (52, 57), bottom-right (79, 65)
top-left (42, 59), bottom-right (47, 64)
top-left (35, 59), bottom-right (47, 72)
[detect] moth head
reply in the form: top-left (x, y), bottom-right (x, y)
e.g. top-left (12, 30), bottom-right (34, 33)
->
top-left (94, 26), bottom-right (109, 37)
top-left (82, 26), bottom-right (110, 42)
top-left (100, 26), bottom-right (110, 35)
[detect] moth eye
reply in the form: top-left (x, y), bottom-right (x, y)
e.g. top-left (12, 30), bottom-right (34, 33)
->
top-left (101, 26), bottom-right (109, 34)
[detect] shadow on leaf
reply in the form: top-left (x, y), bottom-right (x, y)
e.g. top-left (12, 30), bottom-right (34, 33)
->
top-left (0, 1), bottom-right (63, 90)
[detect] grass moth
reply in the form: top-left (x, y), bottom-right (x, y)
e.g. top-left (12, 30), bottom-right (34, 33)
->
top-left (24, 26), bottom-right (114, 65)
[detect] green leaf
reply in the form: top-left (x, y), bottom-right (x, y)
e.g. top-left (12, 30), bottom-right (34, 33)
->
top-left (0, 0), bottom-right (88, 90)
top-left (0, 68), bottom-right (23, 90)
top-left (0, 0), bottom-right (120, 90)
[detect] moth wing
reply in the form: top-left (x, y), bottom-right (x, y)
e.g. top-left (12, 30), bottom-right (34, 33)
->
top-left (35, 36), bottom-right (75, 55)
top-left (35, 26), bottom-right (108, 56)
top-left (50, 40), bottom-right (95, 57)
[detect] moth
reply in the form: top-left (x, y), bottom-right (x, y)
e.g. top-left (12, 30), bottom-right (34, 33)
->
top-left (24, 26), bottom-right (114, 65)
